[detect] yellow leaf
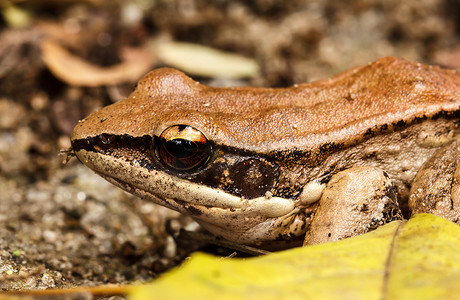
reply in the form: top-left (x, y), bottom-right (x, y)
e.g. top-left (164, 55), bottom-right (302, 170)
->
top-left (129, 214), bottom-right (460, 300)
top-left (386, 214), bottom-right (460, 300)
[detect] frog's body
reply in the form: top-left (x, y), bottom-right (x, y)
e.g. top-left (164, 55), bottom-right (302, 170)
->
top-left (71, 56), bottom-right (460, 247)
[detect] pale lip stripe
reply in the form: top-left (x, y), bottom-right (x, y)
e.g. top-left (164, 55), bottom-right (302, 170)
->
top-left (76, 149), bottom-right (295, 218)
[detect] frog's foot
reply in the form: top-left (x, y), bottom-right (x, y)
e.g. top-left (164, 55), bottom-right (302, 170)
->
top-left (303, 166), bottom-right (403, 246)
top-left (409, 140), bottom-right (460, 224)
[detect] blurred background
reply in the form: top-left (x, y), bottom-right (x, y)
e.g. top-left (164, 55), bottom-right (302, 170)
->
top-left (0, 0), bottom-right (459, 291)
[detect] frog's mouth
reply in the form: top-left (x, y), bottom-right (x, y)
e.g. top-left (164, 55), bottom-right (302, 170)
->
top-left (73, 148), bottom-right (301, 244)
top-left (74, 147), bottom-right (294, 212)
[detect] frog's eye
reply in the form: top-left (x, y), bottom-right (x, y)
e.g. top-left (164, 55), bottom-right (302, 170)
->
top-left (155, 125), bottom-right (213, 172)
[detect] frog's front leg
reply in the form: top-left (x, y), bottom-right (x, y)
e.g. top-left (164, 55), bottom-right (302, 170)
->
top-left (409, 140), bottom-right (460, 224)
top-left (303, 166), bottom-right (403, 246)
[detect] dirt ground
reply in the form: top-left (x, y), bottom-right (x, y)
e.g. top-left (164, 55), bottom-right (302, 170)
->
top-left (0, 0), bottom-right (459, 295)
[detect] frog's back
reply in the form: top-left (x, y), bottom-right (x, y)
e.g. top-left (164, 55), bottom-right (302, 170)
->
top-left (73, 56), bottom-right (460, 152)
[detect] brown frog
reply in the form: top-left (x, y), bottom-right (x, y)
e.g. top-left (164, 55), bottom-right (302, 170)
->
top-left (71, 56), bottom-right (460, 248)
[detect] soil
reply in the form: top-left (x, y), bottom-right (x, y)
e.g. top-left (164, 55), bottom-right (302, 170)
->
top-left (0, 0), bottom-right (459, 296)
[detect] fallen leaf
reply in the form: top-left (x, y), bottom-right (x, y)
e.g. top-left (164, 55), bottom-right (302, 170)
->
top-left (385, 214), bottom-right (460, 300)
top-left (129, 214), bottom-right (460, 300)
top-left (41, 40), bottom-right (155, 87)
top-left (153, 41), bottom-right (259, 78)
top-left (2, 214), bottom-right (457, 299)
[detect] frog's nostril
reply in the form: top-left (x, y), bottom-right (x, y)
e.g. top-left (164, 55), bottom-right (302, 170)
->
top-left (97, 134), bottom-right (112, 146)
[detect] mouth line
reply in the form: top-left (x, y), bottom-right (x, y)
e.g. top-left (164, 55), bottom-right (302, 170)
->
top-left (104, 174), bottom-right (216, 214)
top-left (76, 148), bottom-right (296, 218)
top-left (101, 170), bottom-right (296, 219)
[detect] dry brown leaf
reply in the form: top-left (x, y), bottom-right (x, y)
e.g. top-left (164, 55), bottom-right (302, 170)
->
top-left (41, 39), bottom-right (155, 87)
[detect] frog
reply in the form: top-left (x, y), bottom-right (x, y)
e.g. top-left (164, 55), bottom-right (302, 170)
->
top-left (71, 56), bottom-right (460, 248)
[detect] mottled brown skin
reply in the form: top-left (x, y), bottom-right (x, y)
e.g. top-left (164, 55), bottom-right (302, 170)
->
top-left (71, 57), bottom-right (460, 247)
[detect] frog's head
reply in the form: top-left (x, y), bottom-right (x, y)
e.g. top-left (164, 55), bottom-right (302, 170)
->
top-left (71, 68), bottom-right (317, 246)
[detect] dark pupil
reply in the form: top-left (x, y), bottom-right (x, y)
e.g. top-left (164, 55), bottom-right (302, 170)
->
top-left (158, 136), bottom-right (211, 171)
top-left (165, 139), bottom-right (197, 158)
